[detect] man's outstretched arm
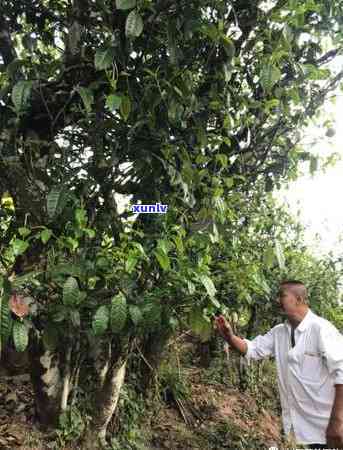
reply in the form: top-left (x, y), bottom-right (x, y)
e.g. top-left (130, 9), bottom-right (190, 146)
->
top-left (215, 315), bottom-right (275, 360)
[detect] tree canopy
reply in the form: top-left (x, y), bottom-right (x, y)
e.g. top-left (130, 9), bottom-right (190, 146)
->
top-left (1, 0), bottom-right (343, 447)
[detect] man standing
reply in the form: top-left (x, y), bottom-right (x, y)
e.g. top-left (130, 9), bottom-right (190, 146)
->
top-left (215, 280), bottom-right (343, 449)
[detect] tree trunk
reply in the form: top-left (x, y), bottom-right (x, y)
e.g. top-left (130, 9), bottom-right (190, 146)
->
top-left (139, 329), bottom-right (171, 396)
top-left (198, 341), bottom-right (211, 368)
top-left (198, 336), bottom-right (219, 368)
top-left (29, 338), bottom-right (63, 428)
top-left (84, 356), bottom-right (127, 449)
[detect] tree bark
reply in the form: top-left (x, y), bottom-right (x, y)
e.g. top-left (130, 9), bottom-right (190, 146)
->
top-left (84, 356), bottom-right (127, 449)
top-left (139, 329), bottom-right (172, 396)
top-left (29, 338), bottom-right (63, 428)
top-left (198, 341), bottom-right (211, 368)
top-left (198, 335), bottom-right (220, 368)
top-left (60, 345), bottom-right (72, 411)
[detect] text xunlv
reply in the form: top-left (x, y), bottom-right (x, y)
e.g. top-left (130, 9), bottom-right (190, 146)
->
top-left (131, 203), bottom-right (168, 214)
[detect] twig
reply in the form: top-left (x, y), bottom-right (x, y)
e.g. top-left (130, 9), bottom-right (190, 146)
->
top-left (135, 342), bottom-right (154, 372)
top-left (175, 398), bottom-right (189, 425)
top-left (70, 335), bottom-right (82, 405)
top-left (166, 330), bottom-right (193, 347)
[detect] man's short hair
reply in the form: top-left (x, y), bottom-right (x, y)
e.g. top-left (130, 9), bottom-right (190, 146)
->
top-left (279, 280), bottom-right (309, 304)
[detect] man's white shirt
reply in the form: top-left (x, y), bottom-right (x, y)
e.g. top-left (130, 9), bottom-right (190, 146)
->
top-left (243, 308), bottom-right (343, 445)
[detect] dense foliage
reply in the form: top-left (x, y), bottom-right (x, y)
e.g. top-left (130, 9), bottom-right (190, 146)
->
top-left (1, 0), bottom-right (343, 447)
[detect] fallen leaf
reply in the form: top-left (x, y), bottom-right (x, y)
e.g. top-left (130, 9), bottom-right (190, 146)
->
top-left (9, 293), bottom-right (29, 318)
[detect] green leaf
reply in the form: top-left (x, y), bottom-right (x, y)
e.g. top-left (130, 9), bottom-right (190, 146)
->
top-left (75, 208), bottom-right (87, 227)
top-left (11, 80), bottom-right (33, 111)
top-left (120, 95), bottom-right (131, 121)
top-left (198, 274), bottom-right (216, 298)
top-left (6, 59), bottom-right (23, 80)
top-left (0, 292), bottom-right (13, 354)
top-left (11, 271), bottom-right (42, 288)
top-left (274, 239), bottom-right (285, 270)
top-left (52, 306), bottom-right (67, 322)
top-left (196, 127), bottom-right (208, 147)
top-left (77, 87), bottom-right (94, 113)
top-left (157, 239), bottom-right (172, 254)
top-left (125, 10), bottom-right (144, 38)
top-left (125, 253), bottom-right (138, 273)
top-left (62, 276), bottom-right (80, 307)
top-left (154, 250), bottom-right (171, 271)
top-left (110, 292), bottom-right (127, 332)
top-left (70, 310), bottom-right (81, 328)
top-left (221, 36), bottom-right (235, 60)
top-left (187, 280), bottom-right (195, 294)
top-left (129, 305), bottom-right (143, 326)
top-left (13, 321), bottom-right (29, 352)
top-left (92, 305), bottom-right (109, 336)
top-left (22, 33), bottom-right (37, 51)
top-left (260, 65), bottom-right (281, 92)
top-left (106, 94), bottom-right (122, 112)
top-left (132, 242), bottom-right (147, 258)
top-left (215, 154), bottom-right (228, 168)
top-left (65, 237), bottom-right (79, 252)
top-left (50, 263), bottom-right (82, 280)
top-left (283, 24), bottom-right (294, 43)
top-left (12, 239), bottom-right (29, 256)
top-left (47, 186), bottom-right (62, 219)
top-left (303, 64), bottom-right (330, 81)
top-left (42, 324), bottom-right (59, 351)
top-left (224, 177), bottom-right (234, 188)
top-left (189, 308), bottom-right (212, 343)
top-left (210, 296), bottom-right (221, 308)
top-left (41, 228), bottom-right (52, 244)
top-left (173, 235), bottom-right (184, 254)
top-left (94, 48), bottom-right (114, 70)
top-left (0, 277), bottom-right (11, 295)
top-left (141, 302), bottom-right (161, 331)
top-left (84, 228), bottom-right (96, 238)
top-left (18, 227), bottom-right (31, 238)
top-left (168, 98), bottom-right (184, 122)
top-left (116, 0), bottom-right (136, 10)
top-left (264, 246), bottom-right (276, 268)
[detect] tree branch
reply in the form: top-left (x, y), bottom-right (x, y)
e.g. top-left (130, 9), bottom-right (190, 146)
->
top-left (0, 15), bottom-right (17, 67)
top-left (316, 48), bottom-right (341, 65)
top-left (64, 0), bottom-right (90, 65)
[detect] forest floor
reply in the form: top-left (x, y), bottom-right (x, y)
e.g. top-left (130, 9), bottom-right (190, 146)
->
top-left (0, 335), bottom-right (301, 450)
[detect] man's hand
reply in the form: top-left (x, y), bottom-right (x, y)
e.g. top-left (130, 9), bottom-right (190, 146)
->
top-left (214, 315), bottom-right (248, 355)
top-left (214, 315), bottom-right (233, 341)
top-left (326, 416), bottom-right (343, 449)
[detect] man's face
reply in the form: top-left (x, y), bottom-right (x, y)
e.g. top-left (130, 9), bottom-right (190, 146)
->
top-left (275, 288), bottom-right (300, 317)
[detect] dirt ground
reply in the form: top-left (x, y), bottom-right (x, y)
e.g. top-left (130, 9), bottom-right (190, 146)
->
top-left (0, 348), bottom-right (299, 450)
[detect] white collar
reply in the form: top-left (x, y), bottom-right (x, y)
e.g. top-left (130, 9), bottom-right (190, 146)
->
top-left (285, 308), bottom-right (314, 333)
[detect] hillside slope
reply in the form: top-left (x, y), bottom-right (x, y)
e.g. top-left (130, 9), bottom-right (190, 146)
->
top-left (0, 336), bottom-right (300, 450)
